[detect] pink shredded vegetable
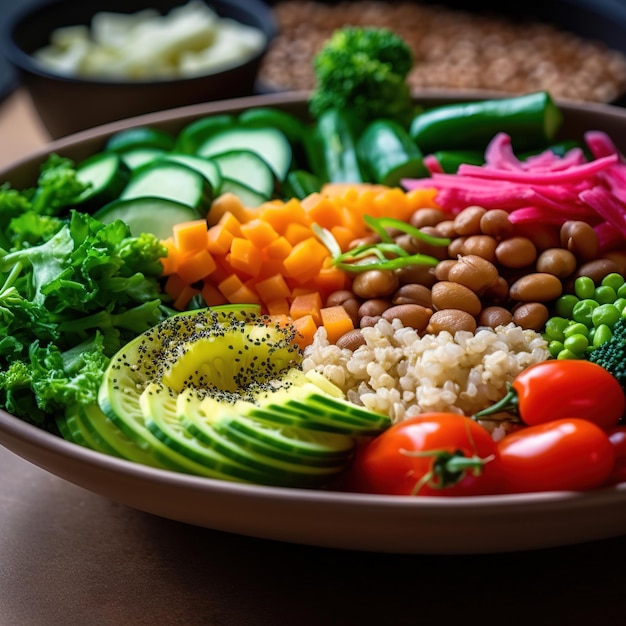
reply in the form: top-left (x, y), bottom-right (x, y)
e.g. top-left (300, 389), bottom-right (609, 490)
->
top-left (403, 130), bottom-right (626, 250)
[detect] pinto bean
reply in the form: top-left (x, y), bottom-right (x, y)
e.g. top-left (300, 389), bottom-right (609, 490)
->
top-left (512, 302), bottom-right (550, 331)
top-left (509, 273), bottom-right (563, 302)
top-left (431, 281), bottom-right (482, 316)
top-left (427, 309), bottom-right (477, 335)
top-left (495, 237), bottom-right (537, 268)
top-left (392, 283), bottom-right (432, 307)
top-left (560, 220), bottom-right (599, 261)
top-left (382, 304), bottom-right (432, 332)
top-left (335, 329), bottom-right (366, 351)
top-left (453, 206), bottom-right (486, 235)
top-left (535, 248), bottom-right (577, 278)
top-left (352, 270), bottom-right (399, 298)
top-left (477, 306), bottom-right (513, 328)
top-left (447, 254), bottom-right (499, 294)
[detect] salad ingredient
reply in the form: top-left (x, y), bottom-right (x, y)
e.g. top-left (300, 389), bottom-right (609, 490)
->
top-left (589, 316), bottom-right (626, 394)
top-left (347, 413), bottom-right (501, 496)
top-left (94, 196), bottom-right (202, 240)
top-left (409, 91), bottom-right (563, 153)
top-left (308, 26), bottom-right (414, 124)
top-left (402, 130), bottom-right (626, 247)
top-left (33, 1), bottom-right (267, 80)
top-left (0, 157), bottom-right (169, 429)
top-left (474, 359), bottom-right (625, 429)
top-left (302, 320), bottom-right (549, 427)
top-left (544, 273), bottom-right (626, 359)
top-left (357, 119), bottom-right (429, 186)
top-left (497, 418), bottom-right (615, 493)
top-left (118, 160), bottom-right (214, 212)
top-left (606, 426), bottom-right (626, 485)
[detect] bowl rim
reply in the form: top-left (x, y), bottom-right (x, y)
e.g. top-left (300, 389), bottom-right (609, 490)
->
top-left (0, 0), bottom-right (278, 86)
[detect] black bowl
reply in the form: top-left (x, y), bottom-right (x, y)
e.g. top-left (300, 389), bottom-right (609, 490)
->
top-left (0, 0), bottom-right (277, 138)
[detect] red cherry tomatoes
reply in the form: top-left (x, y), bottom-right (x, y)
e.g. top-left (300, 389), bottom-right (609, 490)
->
top-left (347, 413), bottom-right (501, 497)
top-left (477, 360), bottom-right (625, 429)
top-left (497, 418), bottom-right (615, 493)
top-left (606, 426), bottom-right (626, 485)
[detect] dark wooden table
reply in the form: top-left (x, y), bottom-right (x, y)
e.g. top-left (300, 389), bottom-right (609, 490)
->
top-left (2, 443), bottom-right (626, 625)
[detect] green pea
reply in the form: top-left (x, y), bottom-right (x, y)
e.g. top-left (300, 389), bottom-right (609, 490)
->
top-left (591, 303), bottom-right (621, 328)
top-left (554, 294), bottom-right (579, 318)
top-left (571, 299), bottom-right (598, 327)
top-left (618, 282), bottom-right (626, 299)
top-left (601, 272), bottom-right (625, 291)
top-left (592, 323), bottom-right (613, 347)
top-left (557, 348), bottom-right (579, 360)
top-left (574, 276), bottom-right (596, 300)
top-left (563, 322), bottom-right (589, 338)
top-left (594, 285), bottom-right (617, 304)
top-left (563, 333), bottom-right (589, 356)
top-left (614, 298), bottom-right (626, 314)
top-left (543, 316), bottom-right (570, 341)
top-left (548, 340), bottom-right (564, 358)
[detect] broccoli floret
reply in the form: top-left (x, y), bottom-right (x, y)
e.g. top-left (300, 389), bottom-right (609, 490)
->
top-left (309, 26), bottom-right (415, 125)
top-left (589, 317), bottom-right (626, 393)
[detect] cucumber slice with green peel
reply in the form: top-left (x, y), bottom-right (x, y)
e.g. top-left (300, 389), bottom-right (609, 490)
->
top-left (120, 161), bottom-right (213, 211)
top-left (79, 402), bottom-right (165, 467)
top-left (118, 147), bottom-right (168, 171)
top-left (105, 126), bottom-right (176, 153)
top-left (94, 196), bottom-right (202, 239)
top-left (57, 411), bottom-right (87, 447)
top-left (209, 150), bottom-right (275, 197)
top-left (219, 177), bottom-right (269, 208)
top-left (196, 126), bottom-right (293, 182)
top-left (215, 413), bottom-right (354, 463)
top-left (177, 390), bottom-right (346, 485)
top-left (238, 107), bottom-right (306, 144)
top-left (174, 114), bottom-right (237, 154)
top-left (71, 152), bottom-right (131, 212)
top-left (160, 153), bottom-right (222, 192)
top-left (141, 383), bottom-right (269, 483)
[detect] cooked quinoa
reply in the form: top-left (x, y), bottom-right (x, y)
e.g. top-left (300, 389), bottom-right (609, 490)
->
top-left (302, 319), bottom-right (550, 433)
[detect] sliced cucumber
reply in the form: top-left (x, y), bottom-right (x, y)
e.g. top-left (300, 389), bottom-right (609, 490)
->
top-left (174, 114), bottom-right (236, 154)
top-left (209, 149), bottom-right (275, 198)
top-left (219, 177), bottom-right (269, 208)
top-left (120, 161), bottom-right (213, 212)
top-left (94, 196), bottom-right (202, 239)
top-left (196, 126), bottom-right (292, 182)
top-left (118, 147), bottom-right (168, 171)
top-left (105, 126), bottom-right (176, 153)
top-left (71, 152), bottom-right (131, 213)
top-left (238, 107), bottom-right (305, 144)
top-left (161, 153), bottom-right (222, 192)
top-left (178, 391), bottom-right (346, 486)
top-left (141, 383), bottom-right (269, 483)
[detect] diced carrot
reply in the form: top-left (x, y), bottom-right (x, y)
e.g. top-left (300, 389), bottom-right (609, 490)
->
top-left (206, 254), bottom-right (235, 285)
top-left (313, 264), bottom-right (348, 294)
top-left (207, 223), bottom-right (234, 255)
top-left (176, 248), bottom-right (217, 284)
top-left (164, 273), bottom-right (188, 299)
top-left (264, 235), bottom-right (292, 260)
top-left (284, 222), bottom-right (313, 246)
top-left (218, 273), bottom-right (244, 298)
top-left (282, 237), bottom-right (329, 281)
top-left (172, 219), bottom-right (209, 252)
top-left (329, 225), bottom-right (358, 252)
top-left (226, 283), bottom-right (260, 305)
top-left (256, 258), bottom-right (287, 280)
top-left (320, 305), bottom-right (355, 344)
top-left (173, 284), bottom-right (201, 311)
top-left (240, 218), bottom-right (278, 248)
top-left (406, 187), bottom-right (439, 211)
top-left (208, 192), bottom-right (250, 226)
top-left (266, 298), bottom-right (290, 316)
top-left (217, 210), bottom-right (243, 237)
top-left (301, 194), bottom-right (343, 230)
top-left (290, 291), bottom-right (322, 325)
top-left (201, 281), bottom-right (228, 307)
top-left (228, 237), bottom-right (263, 277)
top-left (255, 273), bottom-right (291, 303)
top-left (159, 237), bottom-right (179, 275)
top-left (259, 198), bottom-right (308, 233)
top-left (292, 314), bottom-right (319, 349)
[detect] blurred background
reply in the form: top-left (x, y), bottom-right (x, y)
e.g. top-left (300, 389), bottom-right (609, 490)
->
top-left (3, 0), bottom-right (626, 131)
